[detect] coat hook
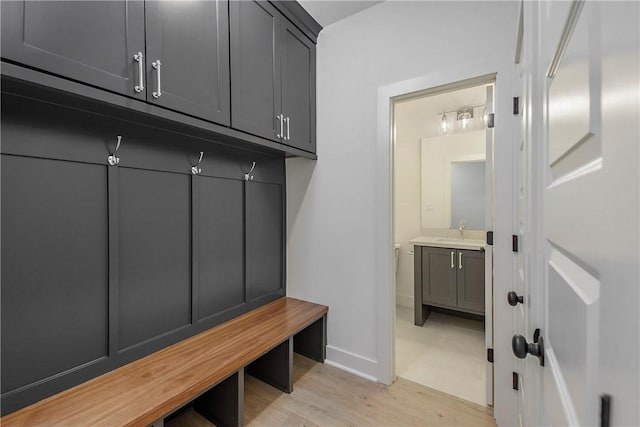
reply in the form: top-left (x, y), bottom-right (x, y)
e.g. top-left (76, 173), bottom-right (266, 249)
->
top-left (244, 161), bottom-right (256, 181)
top-left (108, 135), bottom-right (122, 166)
top-left (191, 151), bottom-right (204, 175)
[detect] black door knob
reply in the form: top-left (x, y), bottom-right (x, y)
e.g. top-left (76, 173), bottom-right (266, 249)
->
top-left (507, 291), bottom-right (524, 306)
top-left (512, 331), bottom-right (545, 366)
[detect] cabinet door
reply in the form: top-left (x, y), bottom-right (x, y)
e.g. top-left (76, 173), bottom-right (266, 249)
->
top-left (246, 181), bottom-right (284, 302)
top-left (145, 0), bottom-right (230, 125)
top-left (421, 247), bottom-right (457, 308)
top-left (197, 176), bottom-right (244, 320)
top-left (281, 19), bottom-right (316, 153)
top-left (1, 1), bottom-right (145, 98)
top-left (456, 250), bottom-right (485, 314)
top-left (118, 168), bottom-right (191, 350)
top-left (1, 155), bottom-right (108, 396)
top-left (230, 0), bottom-right (282, 141)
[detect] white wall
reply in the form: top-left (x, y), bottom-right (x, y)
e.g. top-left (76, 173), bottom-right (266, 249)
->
top-left (286, 1), bottom-right (518, 381)
top-left (394, 125), bottom-right (485, 308)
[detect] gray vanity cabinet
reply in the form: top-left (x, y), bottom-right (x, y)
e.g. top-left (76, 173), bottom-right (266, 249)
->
top-left (1, 1), bottom-right (146, 99)
top-left (414, 245), bottom-right (485, 325)
top-left (420, 247), bottom-right (458, 308)
top-left (230, 1), bottom-right (316, 151)
top-left (145, 0), bottom-right (231, 124)
top-left (456, 249), bottom-right (486, 313)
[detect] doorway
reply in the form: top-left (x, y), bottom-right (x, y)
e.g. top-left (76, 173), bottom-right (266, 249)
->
top-left (392, 78), bottom-right (495, 406)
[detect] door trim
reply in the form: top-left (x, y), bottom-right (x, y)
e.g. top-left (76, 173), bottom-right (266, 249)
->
top-left (376, 53), bottom-right (518, 425)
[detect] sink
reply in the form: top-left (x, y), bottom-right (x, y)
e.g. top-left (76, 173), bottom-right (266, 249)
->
top-left (409, 236), bottom-right (486, 251)
top-left (436, 238), bottom-right (464, 243)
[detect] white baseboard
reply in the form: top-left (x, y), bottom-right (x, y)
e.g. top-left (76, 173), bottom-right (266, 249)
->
top-left (395, 293), bottom-right (413, 309)
top-left (325, 345), bottom-right (378, 382)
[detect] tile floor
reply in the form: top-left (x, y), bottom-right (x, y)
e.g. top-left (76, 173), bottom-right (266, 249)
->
top-left (395, 305), bottom-right (487, 406)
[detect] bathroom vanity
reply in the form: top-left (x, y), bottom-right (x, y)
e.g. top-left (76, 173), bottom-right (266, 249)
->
top-left (410, 237), bottom-right (485, 326)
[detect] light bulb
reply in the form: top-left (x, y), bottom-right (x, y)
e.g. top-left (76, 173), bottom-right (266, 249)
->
top-left (461, 117), bottom-right (469, 128)
top-left (441, 114), bottom-right (448, 131)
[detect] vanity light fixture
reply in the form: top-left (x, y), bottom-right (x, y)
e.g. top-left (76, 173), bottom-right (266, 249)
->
top-left (437, 103), bottom-right (486, 134)
top-left (457, 107), bottom-right (474, 129)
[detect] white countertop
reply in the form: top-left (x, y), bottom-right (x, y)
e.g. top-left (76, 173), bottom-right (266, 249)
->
top-left (409, 236), bottom-right (486, 251)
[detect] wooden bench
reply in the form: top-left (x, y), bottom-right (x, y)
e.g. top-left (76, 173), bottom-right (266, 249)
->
top-left (1, 297), bottom-right (328, 427)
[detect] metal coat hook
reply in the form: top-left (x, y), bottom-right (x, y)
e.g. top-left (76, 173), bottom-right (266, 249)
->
top-left (244, 161), bottom-right (256, 181)
top-left (191, 151), bottom-right (204, 175)
top-left (108, 136), bottom-right (122, 166)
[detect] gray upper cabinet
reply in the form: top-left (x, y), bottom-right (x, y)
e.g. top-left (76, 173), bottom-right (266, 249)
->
top-left (145, 0), bottom-right (231, 125)
top-left (281, 19), bottom-right (316, 152)
top-left (1, 0), bottom-right (318, 156)
top-left (230, 1), bottom-right (282, 142)
top-left (1, 1), bottom-right (146, 98)
top-left (230, 0), bottom-right (316, 152)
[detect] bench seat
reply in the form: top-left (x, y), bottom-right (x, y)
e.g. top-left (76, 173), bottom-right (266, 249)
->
top-left (1, 297), bottom-right (328, 427)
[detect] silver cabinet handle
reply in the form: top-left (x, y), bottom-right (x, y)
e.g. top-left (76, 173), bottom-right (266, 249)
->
top-left (133, 52), bottom-right (144, 93)
top-left (450, 251), bottom-right (455, 269)
top-left (276, 114), bottom-right (284, 138)
top-left (152, 60), bottom-right (162, 98)
top-left (459, 252), bottom-right (463, 270)
top-left (285, 116), bottom-right (290, 141)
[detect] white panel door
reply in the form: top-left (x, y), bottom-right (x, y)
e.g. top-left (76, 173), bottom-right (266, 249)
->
top-left (517, 1), bottom-right (639, 426)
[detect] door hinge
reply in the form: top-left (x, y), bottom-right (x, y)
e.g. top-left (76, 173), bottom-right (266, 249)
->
top-left (487, 113), bottom-right (495, 128)
top-left (512, 235), bottom-right (519, 252)
top-left (600, 394), bottom-right (611, 427)
top-left (487, 348), bottom-right (494, 363)
top-left (486, 231), bottom-right (494, 246)
top-left (513, 372), bottom-right (519, 390)
top-left (513, 97), bottom-right (520, 115)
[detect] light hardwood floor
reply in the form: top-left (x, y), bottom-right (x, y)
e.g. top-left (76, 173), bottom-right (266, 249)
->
top-left (167, 354), bottom-right (496, 427)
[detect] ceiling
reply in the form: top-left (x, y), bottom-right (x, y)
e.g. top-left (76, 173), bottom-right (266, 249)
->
top-left (298, 1), bottom-right (384, 27)
top-left (395, 85), bottom-right (491, 138)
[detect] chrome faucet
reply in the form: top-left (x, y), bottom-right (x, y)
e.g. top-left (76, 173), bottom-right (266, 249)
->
top-left (458, 221), bottom-right (465, 240)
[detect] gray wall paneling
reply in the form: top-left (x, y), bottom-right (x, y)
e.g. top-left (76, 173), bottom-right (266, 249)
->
top-left (0, 91), bottom-right (286, 415)
top-left (246, 181), bottom-right (284, 302)
top-left (118, 167), bottom-right (192, 350)
top-left (197, 176), bottom-right (245, 321)
top-left (1, 156), bottom-right (109, 394)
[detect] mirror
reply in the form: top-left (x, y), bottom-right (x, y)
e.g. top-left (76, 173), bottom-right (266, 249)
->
top-left (420, 129), bottom-right (486, 230)
top-left (451, 160), bottom-right (485, 229)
